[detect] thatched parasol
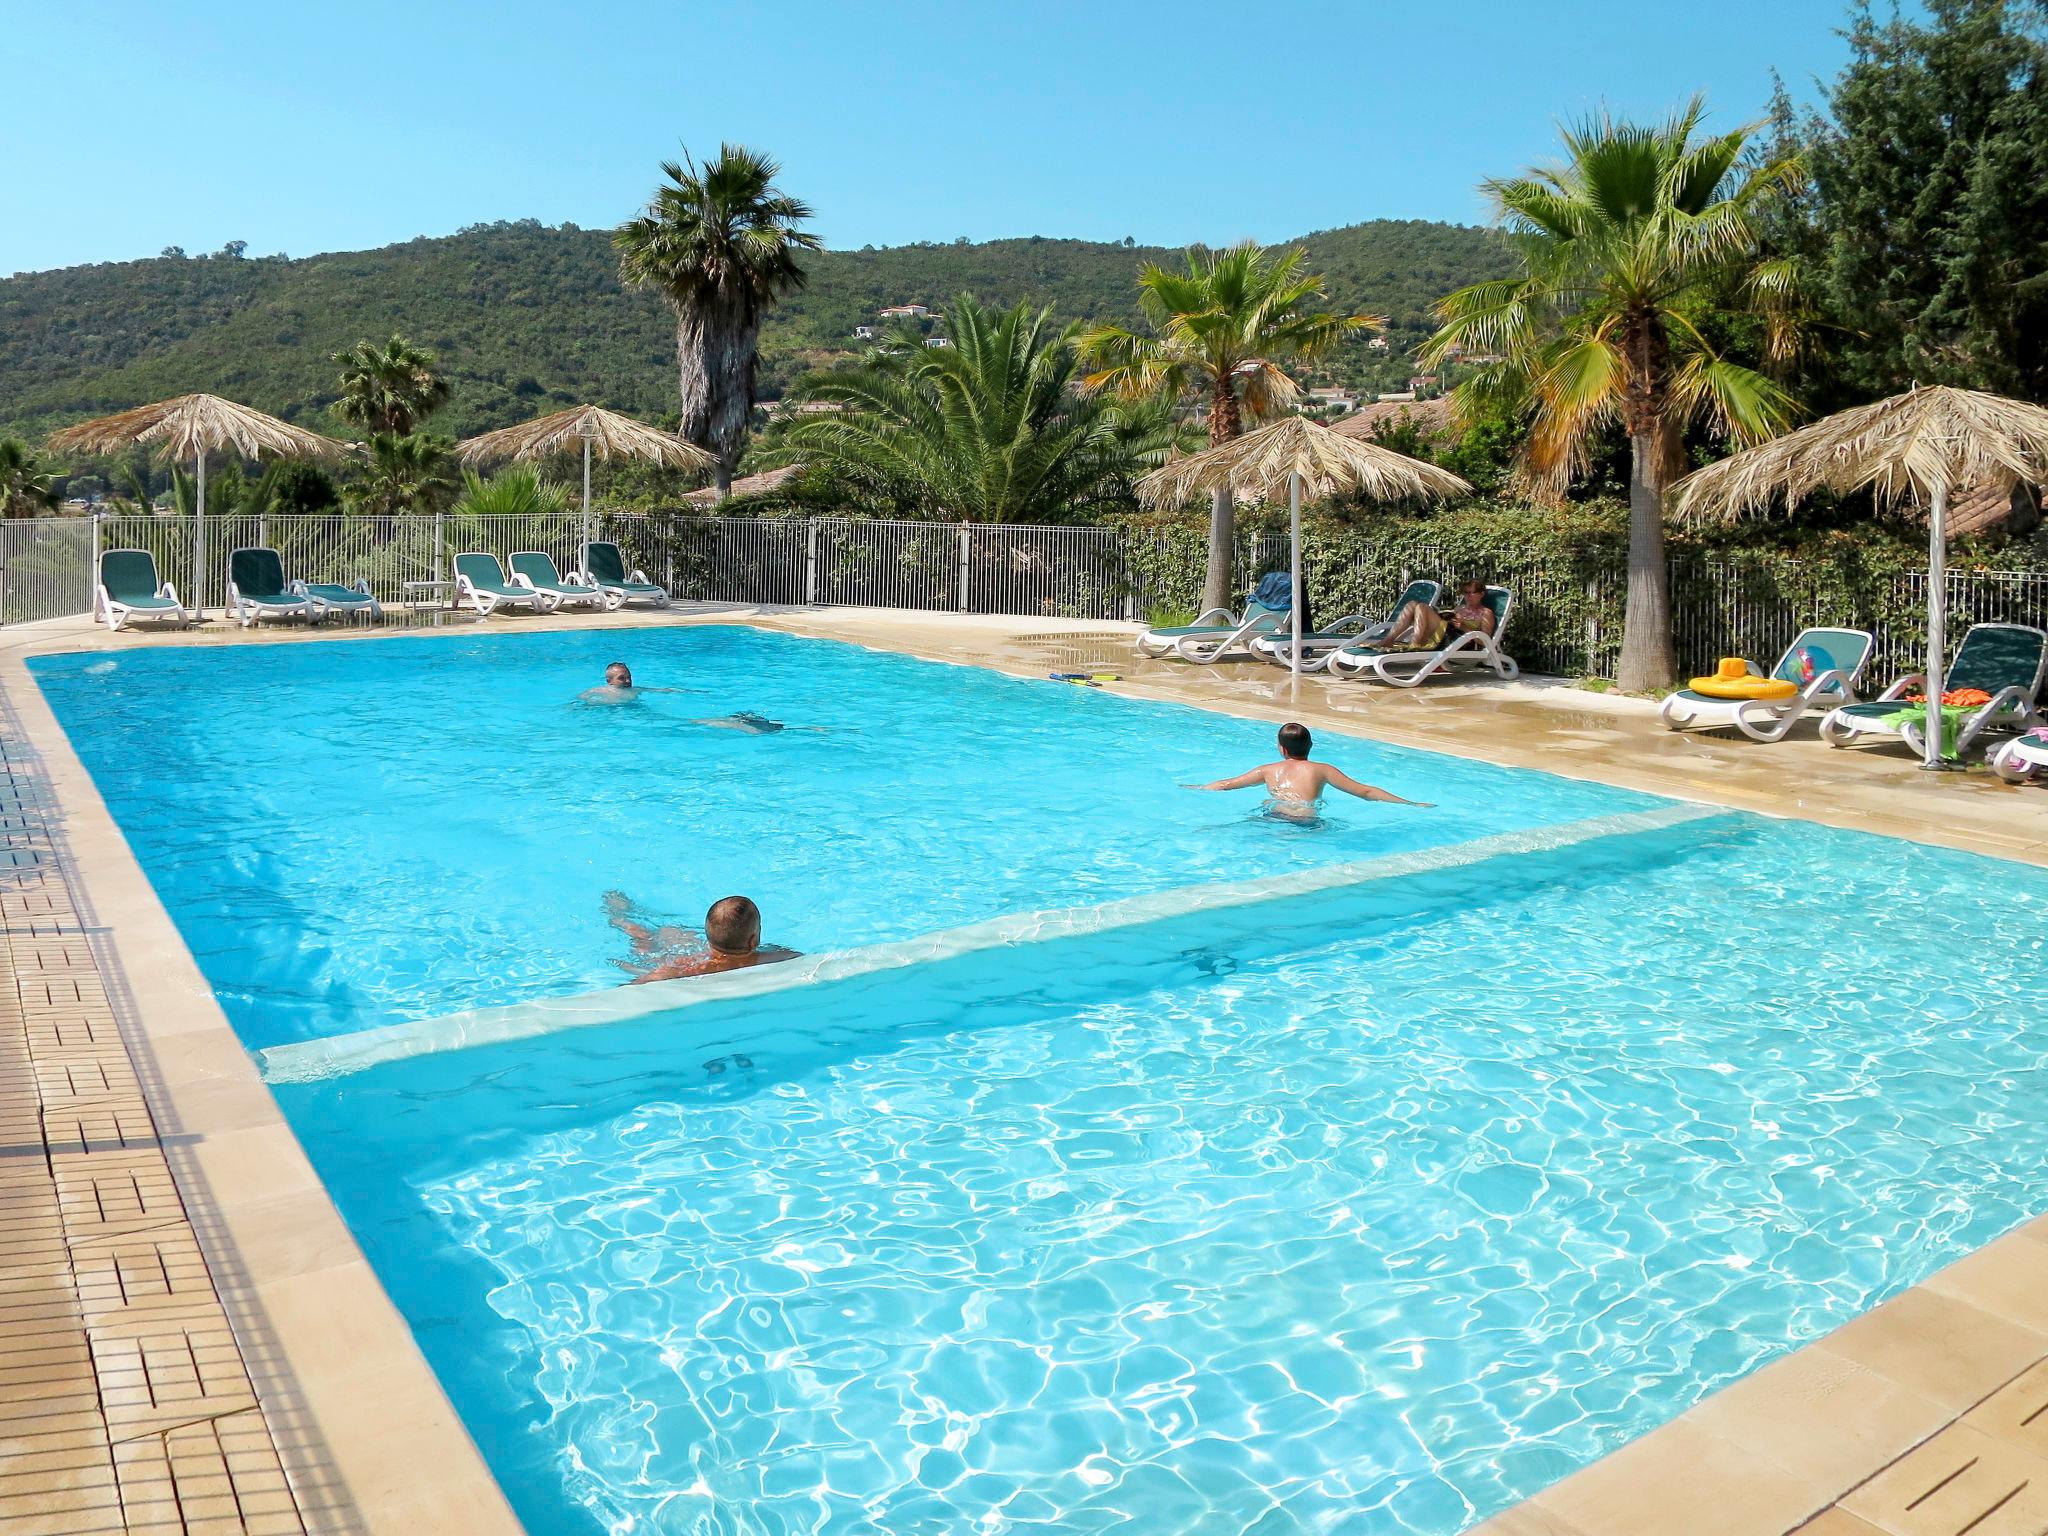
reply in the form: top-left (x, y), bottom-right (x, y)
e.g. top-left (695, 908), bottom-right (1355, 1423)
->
top-left (458, 406), bottom-right (714, 564)
top-left (1673, 386), bottom-right (2048, 769)
top-left (49, 394), bottom-right (349, 615)
top-left (1139, 415), bottom-right (1471, 675)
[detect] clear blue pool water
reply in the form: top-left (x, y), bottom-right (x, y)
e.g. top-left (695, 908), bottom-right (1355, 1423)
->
top-left (33, 627), bottom-right (2048, 1536)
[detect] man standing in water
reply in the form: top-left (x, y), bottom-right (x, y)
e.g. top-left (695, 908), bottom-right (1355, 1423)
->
top-left (1189, 722), bottom-right (1432, 821)
top-left (606, 892), bottom-right (800, 982)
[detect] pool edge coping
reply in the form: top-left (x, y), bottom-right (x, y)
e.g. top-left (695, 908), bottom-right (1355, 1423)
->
top-left (0, 645), bottom-right (526, 1536)
top-left (10, 606), bottom-right (2048, 1536)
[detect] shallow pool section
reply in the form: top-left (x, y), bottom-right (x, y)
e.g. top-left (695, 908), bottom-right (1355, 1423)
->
top-left (274, 811), bottom-right (2048, 1536)
top-left (31, 626), bottom-right (1654, 1050)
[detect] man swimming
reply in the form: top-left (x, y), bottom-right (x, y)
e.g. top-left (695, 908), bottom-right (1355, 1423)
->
top-left (581, 662), bottom-right (687, 704)
top-left (1188, 722), bottom-right (1432, 821)
top-left (690, 711), bottom-right (827, 734)
top-left (606, 891), bottom-right (800, 983)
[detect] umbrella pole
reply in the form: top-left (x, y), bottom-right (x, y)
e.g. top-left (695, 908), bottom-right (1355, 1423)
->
top-left (1288, 471), bottom-right (1304, 678)
top-left (193, 451), bottom-right (206, 619)
top-left (581, 437), bottom-right (593, 574)
top-left (1923, 483), bottom-right (1949, 771)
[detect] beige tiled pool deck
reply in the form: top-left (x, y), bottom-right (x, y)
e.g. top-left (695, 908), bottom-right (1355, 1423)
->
top-left (2, 601), bottom-right (2045, 1536)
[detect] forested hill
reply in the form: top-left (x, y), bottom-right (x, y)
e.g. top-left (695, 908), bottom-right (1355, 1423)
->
top-left (0, 219), bottom-right (1513, 441)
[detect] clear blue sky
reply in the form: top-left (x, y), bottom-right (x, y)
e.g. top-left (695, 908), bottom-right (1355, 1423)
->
top-left (7, 0), bottom-right (1858, 275)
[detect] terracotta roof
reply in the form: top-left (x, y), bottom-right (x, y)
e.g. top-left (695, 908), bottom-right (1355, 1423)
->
top-left (1326, 397), bottom-right (1455, 441)
top-left (1947, 480), bottom-right (2043, 536)
top-left (682, 465), bottom-right (802, 505)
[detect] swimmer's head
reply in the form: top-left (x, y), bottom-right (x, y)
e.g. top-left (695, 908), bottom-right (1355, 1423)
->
top-left (605, 662), bottom-right (633, 689)
top-left (1278, 722), bottom-right (1312, 760)
top-left (704, 895), bottom-right (761, 956)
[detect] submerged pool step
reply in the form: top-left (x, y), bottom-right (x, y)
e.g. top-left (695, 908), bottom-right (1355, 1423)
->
top-left (258, 802), bottom-right (1730, 1085)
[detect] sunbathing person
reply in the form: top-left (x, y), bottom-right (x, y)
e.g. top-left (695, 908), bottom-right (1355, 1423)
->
top-left (1188, 722), bottom-right (1431, 821)
top-left (1382, 579), bottom-right (1495, 651)
top-left (607, 892), bottom-right (799, 982)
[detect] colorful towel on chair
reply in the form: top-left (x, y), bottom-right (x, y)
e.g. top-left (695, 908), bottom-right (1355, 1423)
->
top-left (1904, 687), bottom-right (1992, 707)
top-left (1881, 702), bottom-right (1972, 758)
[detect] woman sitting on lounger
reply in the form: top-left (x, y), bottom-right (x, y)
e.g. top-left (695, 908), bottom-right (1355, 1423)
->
top-left (1382, 579), bottom-right (1495, 651)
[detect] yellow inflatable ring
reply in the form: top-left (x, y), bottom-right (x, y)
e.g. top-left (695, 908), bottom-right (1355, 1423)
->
top-left (1688, 657), bottom-right (1799, 701)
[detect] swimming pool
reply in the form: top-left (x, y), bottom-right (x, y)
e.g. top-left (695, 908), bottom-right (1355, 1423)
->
top-left (33, 626), bottom-right (2048, 1536)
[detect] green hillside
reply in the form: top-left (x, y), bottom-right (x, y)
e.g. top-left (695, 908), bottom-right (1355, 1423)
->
top-left (0, 219), bottom-right (1514, 443)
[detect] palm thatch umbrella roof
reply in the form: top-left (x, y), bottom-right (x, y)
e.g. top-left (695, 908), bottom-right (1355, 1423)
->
top-left (1138, 414), bottom-right (1471, 508)
top-left (47, 393), bottom-right (349, 462)
top-left (456, 405), bottom-right (714, 470)
top-left (1670, 386), bottom-right (2048, 522)
top-left (1670, 385), bottom-right (2048, 772)
top-left (1140, 415), bottom-right (1470, 679)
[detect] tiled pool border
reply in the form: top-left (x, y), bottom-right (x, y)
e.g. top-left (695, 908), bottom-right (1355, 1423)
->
top-left (5, 604), bottom-right (2047, 1536)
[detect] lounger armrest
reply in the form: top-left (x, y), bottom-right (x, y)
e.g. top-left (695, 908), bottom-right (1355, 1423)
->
top-left (1976, 684), bottom-right (2033, 719)
top-left (1878, 674), bottom-right (1921, 701)
top-left (1190, 606), bottom-right (1236, 628)
top-left (158, 580), bottom-right (181, 607)
top-left (1802, 667), bottom-right (1858, 703)
top-left (508, 573), bottom-right (537, 591)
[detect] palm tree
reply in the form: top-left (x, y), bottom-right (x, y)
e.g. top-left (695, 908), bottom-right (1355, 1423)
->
top-left (782, 297), bottom-right (1177, 523)
top-left (332, 335), bottom-right (451, 437)
top-left (347, 432), bottom-right (457, 519)
top-left (1424, 100), bottom-right (1805, 691)
top-left (1081, 243), bottom-right (1381, 611)
top-left (0, 439), bottom-right (60, 518)
top-left (450, 465), bottom-right (570, 519)
top-left (615, 145), bottom-right (821, 498)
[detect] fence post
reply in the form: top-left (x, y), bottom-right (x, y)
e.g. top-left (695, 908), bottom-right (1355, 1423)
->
top-left (1584, 576), bottom-right (1601, 676)
top-left (805, 520), bottom-right (819, 606)
top-left (90, 511), bottom-right (103, 619)
top-left (1123, 528), bottom-right (1137, 622)
top-left (958, 521), bottom-right (971, 613)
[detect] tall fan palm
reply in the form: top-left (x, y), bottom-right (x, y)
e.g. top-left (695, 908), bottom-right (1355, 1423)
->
top-left (0, 439), bottom-right (60, 518)
top-left (616, 145), bottom-right (821, 498)
top-left (1081, 243), bottom-right (1381, 611)
top-left (1424, 100), bottom-right (1805, 691)
top-left (332, 335), bottom-right (451, 437)
top-left (783, 297), bottom-right (1165, 523)
top-left (346, 432), bottom-right (457, 518)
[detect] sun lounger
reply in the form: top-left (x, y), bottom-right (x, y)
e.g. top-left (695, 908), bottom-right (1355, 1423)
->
top-left (1324, 585), bottom-right (1520, 686)
top-left (1819, 622), bottom-right (2047, 758)
top-left (94, 548), bottom-right (192, 632)
top-left (576, 542), bottom-right (668, 608)
top-left (1249, 579), bottom-right (1445, 671)
top-left (1658, 626), bottom-right (1874, 742)
top-left (295, 577), bottom-right (382, 623)
top-left (1136, 572), bottom-right (1296, 663)
top-left (508, 551), bottom-right (607, 612)
top-left (225, 548), bottom-right (315, 628)
top-left (453, 552), bottom-right (546, 617)
top-left (1991, 728), bottom-right (2048, 785)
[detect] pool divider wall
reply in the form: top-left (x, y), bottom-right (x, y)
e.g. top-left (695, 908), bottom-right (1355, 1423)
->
top-left (259, 802), bottom-right (1732, 1086)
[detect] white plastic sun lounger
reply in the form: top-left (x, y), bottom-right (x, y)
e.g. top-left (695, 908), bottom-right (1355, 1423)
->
top-left (1136, 572), bottom-right (1295, 663)
top-left (1249, 579), bottom-right (1445, 672)
top-left (508, 551), bottom-right (607, 612)
top-left (1324, 585), bottom-right (1520, 686)
top-left (1819, 622), bottom-right (2048, 758)
top-left (295, 577), bottom-right (382, 623)
top-left (1658, 626), bottom-right (1874, 742)
top-left (453, 552), bottom-right (546, 617)
top-left (577, 542), bottom-right (668, 608)
top-left (94, 548), bottom-right (193, 632)
top-left (225, 547), bottom-right (315, 628)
